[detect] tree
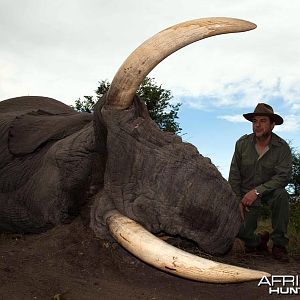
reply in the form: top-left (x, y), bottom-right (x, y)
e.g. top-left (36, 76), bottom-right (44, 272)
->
top-left (288, 145), bottom-right (300, 200)
top-left (288, 145), bottom-right (300, 234)
top-left (73, 77), bottom-right (182, 134)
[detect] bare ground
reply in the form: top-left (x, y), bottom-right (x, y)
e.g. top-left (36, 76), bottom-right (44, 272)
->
top-left (0, 217), bottom-right (299, 300)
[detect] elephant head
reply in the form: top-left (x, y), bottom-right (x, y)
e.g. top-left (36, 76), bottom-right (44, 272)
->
top-left (0, 17), bottom-right (270, 282)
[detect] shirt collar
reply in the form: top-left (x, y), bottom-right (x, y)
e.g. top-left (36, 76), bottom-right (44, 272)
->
top-left (250, 132), bottom-right (281, 147)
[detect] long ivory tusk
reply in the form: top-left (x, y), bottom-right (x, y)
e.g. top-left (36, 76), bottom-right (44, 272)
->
top-left (106, 17), bottom-right (256, 109)
top-left (105, 211), bottom-right (270, 283)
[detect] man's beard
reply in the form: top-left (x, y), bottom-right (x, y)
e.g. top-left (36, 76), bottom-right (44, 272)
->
top-left (255, 130), bottom-right (272, 141)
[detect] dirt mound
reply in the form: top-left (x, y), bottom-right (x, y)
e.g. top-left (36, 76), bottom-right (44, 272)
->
top-left (1, 217), bottom-right (299, 300)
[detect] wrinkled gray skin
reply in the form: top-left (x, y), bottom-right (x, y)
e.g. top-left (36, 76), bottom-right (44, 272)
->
top-left (0, 94), bottom-right (241, 255)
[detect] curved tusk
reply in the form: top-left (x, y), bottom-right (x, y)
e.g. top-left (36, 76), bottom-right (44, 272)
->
top-left (105, 211), bottom-right (270, 283)
top-left (106, 17), bottom-right (256, 109)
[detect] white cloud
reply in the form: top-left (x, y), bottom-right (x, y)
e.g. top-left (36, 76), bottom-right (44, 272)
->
top-left (1, 0), bottom-right (300, 112)
top-left (218, 115), bottom-right (247, 123)
top-left (218, 115), bottom-right (300, 133)
top-left (218, 113), bottom-right (300, 133)
top-left (218, 112), bottom-right (300, 133)
top-left (178, 77), bottom-right (282, 111)
top-left (274, 115), bottom-right (300, 133)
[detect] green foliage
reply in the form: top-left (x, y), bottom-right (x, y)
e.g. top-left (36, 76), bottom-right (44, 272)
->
top-left (289, 145), bottom-right (300, 198)
top-left (72, 80), bottom-right (110, 113)
top-left (95, 79), bottom-right (111, 99)
top-left (73, 77), bottom-right (181, 134)
top-left (73, 96), bottom-right (95, 113)
top-left (137, 77), bottom-right (181, 134)
top-left (289, 198), bottom-right (300, 233)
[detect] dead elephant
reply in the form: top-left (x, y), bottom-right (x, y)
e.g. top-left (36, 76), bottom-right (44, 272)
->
top-left (0, 17), bottom-right (270, 282)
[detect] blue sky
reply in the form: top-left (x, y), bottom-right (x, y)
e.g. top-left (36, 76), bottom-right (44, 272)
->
top-left (1, 0), bottom-right (300, 179)
top-left (178, 96), bottom-right (299, 178)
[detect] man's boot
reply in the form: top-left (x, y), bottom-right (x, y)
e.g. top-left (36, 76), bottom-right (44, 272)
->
top-left (245, 231), bottom-right (269, 254)
top-left (272, 245), bottom-right (289, 262)
top-left (256, 231), bottom-right (270, 252)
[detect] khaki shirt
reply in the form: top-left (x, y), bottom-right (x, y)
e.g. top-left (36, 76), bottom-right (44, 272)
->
top-left (228, 133), bottom-right (292, 200)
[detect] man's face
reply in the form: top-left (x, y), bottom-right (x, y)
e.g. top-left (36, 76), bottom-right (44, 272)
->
top-left (252, 116), bottom-right (275, 140)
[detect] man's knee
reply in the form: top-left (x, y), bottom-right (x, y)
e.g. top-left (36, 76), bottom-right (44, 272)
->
top-left (269, 188), bottom-right (289, 211)
top-left (272, 188), bottom-right (289, 201)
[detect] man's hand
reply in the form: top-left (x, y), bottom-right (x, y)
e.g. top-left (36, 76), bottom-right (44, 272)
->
top-left (239, 189), bottom-right (258, 220)
top-left (241, 189), bottom-right (258, 207)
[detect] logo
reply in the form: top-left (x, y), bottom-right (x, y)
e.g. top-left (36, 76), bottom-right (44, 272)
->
top-left (258, 275), bottom-right (300, 295)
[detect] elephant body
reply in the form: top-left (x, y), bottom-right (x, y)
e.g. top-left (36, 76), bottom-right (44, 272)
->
top-left (0, 96), bottom-right (105, 232)
top-left (0, 95), bottom-right (240, 255)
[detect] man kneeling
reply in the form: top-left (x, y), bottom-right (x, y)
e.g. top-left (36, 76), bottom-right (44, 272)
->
top-left (229, 103), bottom-right (292, 261)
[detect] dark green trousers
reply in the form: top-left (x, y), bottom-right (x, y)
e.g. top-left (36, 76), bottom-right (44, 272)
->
top-left (238, 188), bottom-right (289, 248)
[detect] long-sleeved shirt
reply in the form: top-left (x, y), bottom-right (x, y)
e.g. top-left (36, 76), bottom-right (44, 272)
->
top-left (228, 132), bottom-right (292, 200)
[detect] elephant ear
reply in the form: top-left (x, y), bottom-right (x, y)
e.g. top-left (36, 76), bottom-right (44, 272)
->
top-left (8, 109), bottom-right (92, 155)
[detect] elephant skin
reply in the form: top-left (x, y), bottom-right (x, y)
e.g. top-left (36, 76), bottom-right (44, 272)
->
top-left (0, 94), bottom-right (240, 255)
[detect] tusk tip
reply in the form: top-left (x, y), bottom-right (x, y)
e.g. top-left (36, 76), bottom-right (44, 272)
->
top-left (222, 17), bottom-right (257, 32)
top-left (263, 271), bottom-right (272, 278)
top-left (244, 21), bottom-right (257, 31)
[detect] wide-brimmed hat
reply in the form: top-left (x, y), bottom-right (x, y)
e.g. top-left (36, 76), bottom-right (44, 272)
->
top-left (243, 103), bottom-right (283, 125)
